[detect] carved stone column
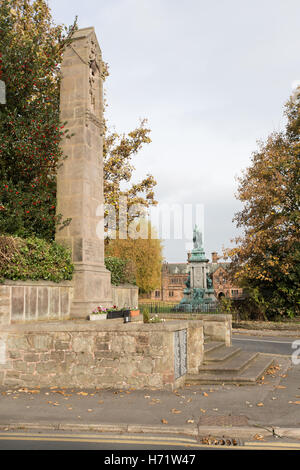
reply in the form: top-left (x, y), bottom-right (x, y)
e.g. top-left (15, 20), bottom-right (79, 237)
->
top-left (56, 27), bottom-right (112, 318)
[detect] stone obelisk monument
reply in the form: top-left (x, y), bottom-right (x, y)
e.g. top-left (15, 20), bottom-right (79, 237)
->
top-left (56, 27), bottom-right (112, 317)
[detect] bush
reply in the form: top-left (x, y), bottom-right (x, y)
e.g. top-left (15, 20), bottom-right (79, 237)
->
top-left (142, 307), bottom-right (150, 323)
top-left (104, 256), bottom-right (136, 286)
top-left (0, 1), bottom-right (77, 241)
top-left (0, 235), bottom-right (74, 283)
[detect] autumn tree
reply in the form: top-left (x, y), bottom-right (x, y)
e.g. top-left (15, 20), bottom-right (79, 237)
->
top-left (102, 62), bottom-right (157, 235)
top-left (0, 0), bottom-right (76, 240)
top-left (105, 220), bottom-right (163, 293)
top-left (225, 90), bottom-right (300, 319)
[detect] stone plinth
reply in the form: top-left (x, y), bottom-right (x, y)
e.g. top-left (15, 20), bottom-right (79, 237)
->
top-left (56, 27), bottom-right (112, 317)
top-left (190, 262), bottom-right (209, 290)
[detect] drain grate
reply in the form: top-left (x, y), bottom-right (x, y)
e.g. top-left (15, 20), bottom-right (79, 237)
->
top-left (200, 436), bottom-right (242, 446)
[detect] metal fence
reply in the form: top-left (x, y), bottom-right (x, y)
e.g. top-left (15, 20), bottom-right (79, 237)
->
top-left (139, 302), bottom-right (220, 314)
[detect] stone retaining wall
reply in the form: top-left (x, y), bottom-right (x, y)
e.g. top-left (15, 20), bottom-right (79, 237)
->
top-left (158, 313), bottom-right (232, 346)
top-left (0, 281), bottom-right (73, 326)
top-left (0, 320), bottom-right (203, 390)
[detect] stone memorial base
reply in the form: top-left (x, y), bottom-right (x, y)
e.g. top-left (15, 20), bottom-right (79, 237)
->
top-left (70, 265), bottom-right (112, 318)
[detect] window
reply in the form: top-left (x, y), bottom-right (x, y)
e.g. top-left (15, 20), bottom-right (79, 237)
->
top-left (155, 290), bottom-right (160, 298)
top-left (231, 289), bottom-right (239, 297)
top-left (169, 291), bottom-right (174, 297)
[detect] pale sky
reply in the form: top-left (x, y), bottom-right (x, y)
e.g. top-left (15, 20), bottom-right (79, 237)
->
top-left (49, 0), bottom-right (300, 262)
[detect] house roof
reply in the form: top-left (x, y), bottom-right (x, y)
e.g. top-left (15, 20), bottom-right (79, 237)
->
top-left (163, 262), bottom-right (229, 275)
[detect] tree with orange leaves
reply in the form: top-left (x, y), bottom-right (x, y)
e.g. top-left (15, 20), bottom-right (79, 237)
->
top-left (225, 90), bottom-right (300, 319)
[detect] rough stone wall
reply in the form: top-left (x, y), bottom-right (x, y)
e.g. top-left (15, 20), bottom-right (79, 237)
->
top-left (0, 320), bottom-right (203, 390)
top-left (0, 281), bottom-right (73, 326)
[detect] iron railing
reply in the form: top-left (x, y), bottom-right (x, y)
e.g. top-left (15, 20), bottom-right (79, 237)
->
top-left (139, 302), bottom-right (220, 314)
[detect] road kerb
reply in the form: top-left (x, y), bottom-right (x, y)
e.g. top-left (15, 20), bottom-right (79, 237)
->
top-left (127, 424), bottom-right (198, 436)
top-left (1, 422), bottom-right (299, 441)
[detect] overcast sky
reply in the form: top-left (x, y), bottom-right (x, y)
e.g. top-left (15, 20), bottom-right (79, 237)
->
top-left (49, 0), bottom-right (300, 262)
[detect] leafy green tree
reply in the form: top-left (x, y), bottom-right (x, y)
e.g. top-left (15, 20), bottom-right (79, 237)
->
top-left (0, 0), bottom-right (76, 240)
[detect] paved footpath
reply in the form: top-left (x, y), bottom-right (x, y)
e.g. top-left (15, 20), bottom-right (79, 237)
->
top-left (0, 351), bottom-right (299, 443)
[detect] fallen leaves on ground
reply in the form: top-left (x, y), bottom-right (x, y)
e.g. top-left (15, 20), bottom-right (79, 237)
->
top-left (266, 365), bottom-right (280, 376)
top-left (149, 398), bottom-right (161, 405)
top-left (77, 392), bottom-right (88, 396)
top-left (256, 402), bottom-right (264, 407)
top-left (200, 409), bottom-right (206, 413)
top-left (275, 385), bottom-right (286, 389)
top-left (161, 419), bottom-right (168, 424)
top-left (186, 419), bottom-right (194, 424)
top-left (171, 408), bottom-right (182, 414)
top-left (253, 434), bottom-right (264, 441)
top-left (203, 392), bottom-right (208, 397)
top-left (17, 388), bottom-right (40, 394)
top-left (53, 390), bottom-right (72, 397)
top-left (201, 437), bottom-right (238, 446)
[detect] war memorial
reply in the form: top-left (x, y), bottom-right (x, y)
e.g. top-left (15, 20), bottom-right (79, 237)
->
top-left (0, 28), bottom-right (273, 390)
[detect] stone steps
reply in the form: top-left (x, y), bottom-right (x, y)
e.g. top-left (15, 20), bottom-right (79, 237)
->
top-left (199, 350), bottom-right (258, 373)
top-left (203, 341), bottom-right (224, 354)
top-left (186, 340), bottom-right (274, 385)
top-left (204, 345), bottom-right (241, 363)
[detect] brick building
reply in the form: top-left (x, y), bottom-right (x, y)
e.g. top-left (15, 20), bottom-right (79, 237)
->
top-left (140, 252), bottom-right (243, 302)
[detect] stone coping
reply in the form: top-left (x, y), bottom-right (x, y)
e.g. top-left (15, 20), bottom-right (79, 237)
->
top-left (160, 313), bottom-right (231, 322)
top-left (0, 319), bottom-right (202, 333)
top-left (112, 284), bottom-right (138, 290)
top-left (2, 280), bottom-right (73, 287)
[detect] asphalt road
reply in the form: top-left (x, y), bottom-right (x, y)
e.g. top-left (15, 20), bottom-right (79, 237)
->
top-left (1, 431), bottom-right (300, 451)
top-left (0, 431), bottom-right (227, 451)
top-left (232, 334), bottom-right (297, 356)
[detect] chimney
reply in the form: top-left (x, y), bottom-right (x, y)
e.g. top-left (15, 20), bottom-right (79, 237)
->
top-left (212, 252), bottom-right (219, 263)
